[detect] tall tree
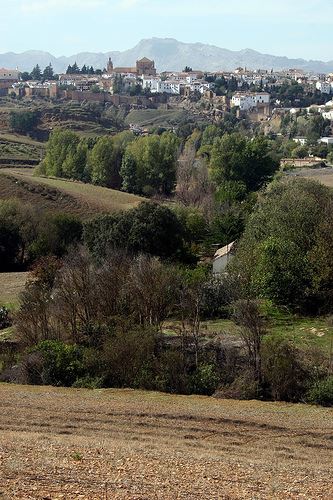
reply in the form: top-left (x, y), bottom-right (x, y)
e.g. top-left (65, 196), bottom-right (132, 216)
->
top-left (31, 64), bottom-right (42, 81)
top-left (43, 63), bottom-right (54, 81)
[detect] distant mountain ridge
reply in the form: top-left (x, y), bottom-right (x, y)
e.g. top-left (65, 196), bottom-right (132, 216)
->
top-left (1, 38), bottom-right (333, 74)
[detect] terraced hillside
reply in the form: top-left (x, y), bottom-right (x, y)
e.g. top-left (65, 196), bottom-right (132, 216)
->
top-left (0, 384), bottom-right (332, 499)
top-left (0, 168), bottom-right (145, 217)
top-left (0, 134), bottom-right (45, 169)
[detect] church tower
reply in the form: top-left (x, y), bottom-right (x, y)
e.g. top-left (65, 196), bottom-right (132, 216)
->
top-left (107, 57), bottom-right (114, 74)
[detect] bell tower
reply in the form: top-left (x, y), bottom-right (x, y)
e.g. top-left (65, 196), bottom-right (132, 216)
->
top-left (107, 57), bottom-right (114, 74)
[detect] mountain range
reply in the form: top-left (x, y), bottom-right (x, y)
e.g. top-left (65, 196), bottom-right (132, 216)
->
top-left (1, 38), bottom-right (333, 74)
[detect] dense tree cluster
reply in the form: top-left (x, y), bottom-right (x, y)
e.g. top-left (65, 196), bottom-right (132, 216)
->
top-left (9, 111), bottom-right (40, 133)
top-left (66, 62), bottom-right (103, 75)
top-left (20, 63), bottom-right (57, 82)
top-left (39, 129), bottom-right (180, 196)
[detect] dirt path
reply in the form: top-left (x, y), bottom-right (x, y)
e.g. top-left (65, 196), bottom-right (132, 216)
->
top-left (0, 385), bottom-right (332, 499)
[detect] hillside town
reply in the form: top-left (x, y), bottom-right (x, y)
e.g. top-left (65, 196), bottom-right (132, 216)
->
top-left (1, 57), bottom-right (333, 116)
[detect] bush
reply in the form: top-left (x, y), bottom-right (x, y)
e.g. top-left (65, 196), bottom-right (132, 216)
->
top-left (155, 350), bottom-right (189, 394)
top-left (0, 306), bottom-right (11, 330)
top-left (102, 326), bottom-right (156, 388)
top-left (261, 335), bottom-right (309, 402)
top-left (72, 376), bottom-right (103, 389)
top-left (32, 340), bottom-right (83, 386)
top-left (215, 370), bottom-right (259, 400)
top-left (307, 377), bottom-right (333, 407)
top-left (10, 111), bottom-right (39, 133)
top-left (190, 363), bottom-right (220, 395)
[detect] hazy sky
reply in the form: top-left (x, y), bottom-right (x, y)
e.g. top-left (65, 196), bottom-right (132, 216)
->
top-left (1, 0), bottom-right (332, 60)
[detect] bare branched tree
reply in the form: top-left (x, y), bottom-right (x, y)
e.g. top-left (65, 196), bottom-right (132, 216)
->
top-left (232, 299), bottom-right (267, 387)
top-left (176, 145), bottom-right (214, 216)
top-left (125, 255), bottom-right (180, 330)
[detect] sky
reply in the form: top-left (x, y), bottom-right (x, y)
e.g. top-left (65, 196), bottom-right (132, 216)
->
top-left (1, 0), bottom-right (332, 60)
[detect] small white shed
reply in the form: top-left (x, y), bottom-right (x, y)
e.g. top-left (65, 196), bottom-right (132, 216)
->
top-left (212, 241), bottom-right (236, 275)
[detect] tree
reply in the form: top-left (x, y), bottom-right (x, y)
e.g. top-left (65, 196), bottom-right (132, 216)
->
top-left (229, 178), bottom-right (333, 311)
top-left (126, 255), bottom-right (179, 329)
top-left (10, 111), bottom-right (39, 134)
top-left (0, 221), bottom-right (21, 271)
top-left (233, 299), bottom-right (266, 389)
top-left (20, 71), bottom-right (30, 81)
top-left (84, 202), bottom-right (188, 262)
top-left (0, 199), bottom-right (39, 269)
top-left (62, 139), bottom-right (89, 180)
top-left (210, 133), bottom-right (278, 194)
top-left (30, 64), bottom-right (42, 81)
top-left (40, 129), bottom-right (79, 177)
top-left (43, 63), bottom-right (54, 81)
top-left (120, 132), bottom-right (180, 195)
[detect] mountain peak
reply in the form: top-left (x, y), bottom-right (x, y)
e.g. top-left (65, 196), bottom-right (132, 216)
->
top-left (0, 38), bottom-right (331, 73)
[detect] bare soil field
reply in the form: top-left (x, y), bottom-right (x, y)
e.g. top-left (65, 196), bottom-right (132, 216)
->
top-left (0, 384), bottom-right (332, 499)
top-left (0, 169), bottom-right (144, 217)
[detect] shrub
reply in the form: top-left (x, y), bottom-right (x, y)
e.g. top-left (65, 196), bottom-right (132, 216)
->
top-left (307, 377), bottom-right (333, 407)
top-left (72, 376), bottom-right (103, 389)
top-left (190, 363), bottom-right (220, 395)
top-left (155, 350), bottom-right (189, 394)
top-left (0, 306), bottom-right (11, 330)
top-left (261, 335), bottom-right (309, 402)
top-left (33, 340), bottom-right (83, 386)
top-left (215, 370), bottom-right (259, 400)
top-left (102, 326), bottom-right (156, 387)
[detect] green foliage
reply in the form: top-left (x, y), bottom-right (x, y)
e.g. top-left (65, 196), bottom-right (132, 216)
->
top-left (307, 377), bottom-right (333, 407)
top-left (33, 340), bottom-right (83, 386)
top-left (121, 132), bottom-right (180, 195)
top-left (210, 133), bottom-right (278, 194)
top-left (72, 375), bottom-right (103, 389)
top-left (230, 178), bottom-right (333, 311)
top-left (84, 202), bottom-right (188, 261)
top-left (30, 64), bottom-right (42, 81)
top-left (29, 213), bottom-right (82, 260)
top-left (10, 111), bottom-right (39, 134)
top-left (253, 237), bottom-right (311, 305)
top-left (102, 326), bottom-right (156, 388)
top-left (190, 363), bottom-right (219, 395)
top-left (89, 131), bottom-right (134, 188)
top-left (0, 220), bottom-right (22, 271)
top-left (41, 129), bottom-right (80, 177)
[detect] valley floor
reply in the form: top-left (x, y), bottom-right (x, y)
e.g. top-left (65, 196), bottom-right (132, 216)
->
top-left (0, 384), bottom-right (332, 499)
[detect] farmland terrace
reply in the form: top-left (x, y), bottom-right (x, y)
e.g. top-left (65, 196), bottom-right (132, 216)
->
top-left (0, 384), bottom-right (332, 499)
top-left (0, 168), bottom-right (145, 218)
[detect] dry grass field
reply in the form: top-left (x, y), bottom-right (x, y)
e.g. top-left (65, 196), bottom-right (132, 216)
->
top-left (294, 167), bottom-right (333, 188)
top-left (0, 272), bottom-right (30, 306)
top-left (0, 168), bottom-right (144, 217)
top-left (0, 384), bottom-right (332, 499)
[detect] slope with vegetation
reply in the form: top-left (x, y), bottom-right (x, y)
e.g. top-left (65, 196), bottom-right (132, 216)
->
top-left (1, 108), bottom-right (333, 407)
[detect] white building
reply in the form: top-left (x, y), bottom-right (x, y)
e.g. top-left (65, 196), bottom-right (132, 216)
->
top-left (316, 81), bottom-right (332, 94)
top-left (293, 137), bottom-right (308, 146)
top-left (318, 137), bottom-right (333, 145)
top-left (231, 92), bottom-right (270, 111)
top-left (158, 80), bottom-right (181, 94)
top-left (212, 242), bottom-right (236, 275)
top-left (142, 77), bottom-right (160, 93)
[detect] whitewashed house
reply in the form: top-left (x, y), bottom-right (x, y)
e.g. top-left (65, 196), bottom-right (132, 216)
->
top-left (212, 242), bottom-right (236, 275)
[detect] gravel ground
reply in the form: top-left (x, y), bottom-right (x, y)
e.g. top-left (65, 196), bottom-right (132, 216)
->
top-left (0, 384), bottom-right (332, 499)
